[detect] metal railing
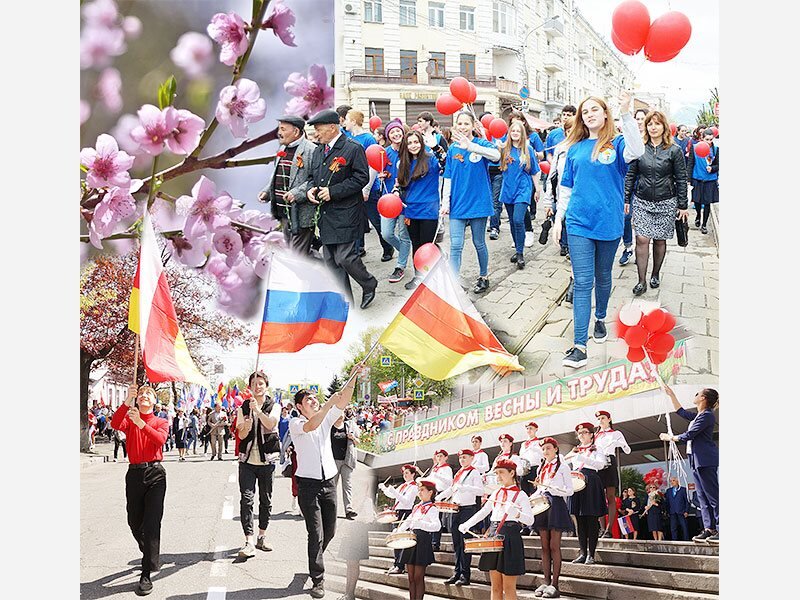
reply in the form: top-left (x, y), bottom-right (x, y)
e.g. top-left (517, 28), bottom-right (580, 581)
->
top-left (350, 69), bottom-right (417, 83)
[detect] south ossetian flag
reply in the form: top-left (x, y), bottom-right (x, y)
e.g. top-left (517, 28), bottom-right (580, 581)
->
top-left (379, 257), bottom-right (523, 380)
top-left (128, 211), bottom-right (210, 388)
top-left (258, 250), bottom-right (349, 353)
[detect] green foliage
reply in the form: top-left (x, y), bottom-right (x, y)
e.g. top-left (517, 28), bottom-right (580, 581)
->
top-left (327, 374), bottom-right (342, 396)
top-left (621, 467), bottom-right (646, 497)
top-left (157, 75), bottom-right (177, 110)
top-left (695, 87), bottom-right (719, 128)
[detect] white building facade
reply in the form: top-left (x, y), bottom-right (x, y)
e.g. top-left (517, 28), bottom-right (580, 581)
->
top-left (335, 0), bottom-right (635, 125)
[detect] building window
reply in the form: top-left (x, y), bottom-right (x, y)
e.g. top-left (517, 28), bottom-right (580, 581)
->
top-left (429, 51), bottom-right (445, 78)
top-left (459, 5), bottom-right (475, 31)
top-left (400, 49), bottom-right (418, 81)
top-left (364, 0), bottom-right (382, 23)
top-left (400, 0), bottom-right (417, 26)
top-left (536, 71), bottom-right (541, 92)
top-left (365, 47), bottom-right (384, 74)
top-left (460, 54), bottom-right (475, 79)
top-left (429, 2), bottom-right (445, 28)
top-left (493, 1), bottom-right (514, 35)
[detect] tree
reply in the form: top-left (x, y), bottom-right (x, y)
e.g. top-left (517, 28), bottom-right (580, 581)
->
top-left (327, 375), bottom-right (342, 396)
top-left (621, 467), bottom-right (646, 498)
top-left (695, 87), bottom-right (719, 128)
top-left (80, 251), bottom-right (256, 451)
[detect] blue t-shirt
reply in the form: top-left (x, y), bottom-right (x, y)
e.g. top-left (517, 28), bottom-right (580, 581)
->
top-left (402, 154), bottom-right (441, 220)
top-left (676, 137), bottom-right (690, 156)
top-left (372, 145), bottom-right (400, 194)
top-left (529, 133), bottom-right (544, 154)
top-left (500, 144), bottom-right (540, 205)
top-left (443, 137), bottom-right (495, 219)
top-left (560, 135), bottom-right (629, 241)
top-left (691, 144), bottom-right (718, 181)
top-left (278, 415), bottom-right (289, 441)
top-left (341, 126), bottom-right (352, 139)
top-left (545, 127), bottom-right (565, 157)
top-left (352, 132), bottom-right (377, 151)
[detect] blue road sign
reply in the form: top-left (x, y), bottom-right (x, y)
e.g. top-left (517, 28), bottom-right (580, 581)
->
top-left (519, 86), bottom-right (530, 99)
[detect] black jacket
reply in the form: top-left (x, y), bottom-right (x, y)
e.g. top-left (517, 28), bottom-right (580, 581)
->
top-left (624, 142), bottom-right (688, 209)
top-left (301, 134), bottom-right (370, 245)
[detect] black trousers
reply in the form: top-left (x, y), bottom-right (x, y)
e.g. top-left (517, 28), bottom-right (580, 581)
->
top-left (297, 476), bottom-right (338, 584)
top-left (114, 438), bottom-right (127, 459)
top-left (281, 218), bottom-right (316, 256)
top-left (407, 218), bottom-right (439, 259)
top-left (239, 462), bottom-right (275, 536)
top-left (125, 464), bottom-right (167, 573)
top-left (322, 241), bottom-right (377, 299)
top-left (452, 504), bottom-right (479, 580)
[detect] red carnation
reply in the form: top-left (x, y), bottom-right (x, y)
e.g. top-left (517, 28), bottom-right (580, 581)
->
top-left (276, 150), bottom-right (287, 158)
top-left (334, 156), bottom-right (346, 165)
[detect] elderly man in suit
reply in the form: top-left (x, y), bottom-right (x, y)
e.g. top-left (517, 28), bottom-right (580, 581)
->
top-left (295, 109), bottom-right (378, 309)
top-left (665, 476), bottom-right (690, 541)
top-left (259, 115), bottom-right (318, 255)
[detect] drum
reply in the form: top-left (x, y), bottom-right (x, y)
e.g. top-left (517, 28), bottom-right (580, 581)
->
top-left (483, 473), bottom-right (500, 494)
top-left (571, 471), bottom-right (587, 492)
top-left (464, 535), bottom-right (505, 554)
top-left (434, 502), bottom-right (459, 514)
top-left (518, 457), bottom-right (531, 476)
top-left (530, 494), bottom-right (551, 515)
top-left (376, 509), bottom-right (399, 524)
top-left (385, 530), bottom-right (417, 550)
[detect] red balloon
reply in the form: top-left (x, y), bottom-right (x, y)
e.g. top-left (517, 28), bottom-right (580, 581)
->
top-left (694, 141), bottom-right (711, 158)
top-left (611, 0), bottom-right (651, 54)
top-left (627, 347), bottom-right (646, 363)
top-left (656, 311), bottom-right (676, 334)
top-left (488, 118), bottom-right (508, 139)
top-left (466, 82), bottom-right (478, 104)
top-left (365, 144), bottom-right (387, 171)
top-left (369, 115), bottom-right (382, 131)
top-left (643, 11), bottom-right (692, 63)
top-left (436, 94), bottom-right (463, 116)
top-left (648, 351), bottom-right (668, 365)
top-left (648, 333), bottom-right (675, 354)
top-left (624, 325), bottom-right (649, 349)
top-left (641, 308), bottom-right (666, 333)
top-left (449, 77), bottom-right (472, 104)
top-left (711, 126), bottom-right (719, 137)
top-left (611, 29), bottom-right (640, 56)
top-left (377, 193), bottom-right (403, 219)
top-left (538, 161), bottom-right (551, 175)
top-left (614, 315), bottom-right (630, 340)
top-left (669, 123), bottom-right (677, 136)
top-left (413, 243), bottom-right (441, 272)
top-left (480, 114), bottom-right (495, 130)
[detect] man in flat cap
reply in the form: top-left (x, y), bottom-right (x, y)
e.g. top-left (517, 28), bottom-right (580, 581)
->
top-left (295, 109), bottom-right (378, 309)
top-left (259, 115), bottom-right (318, 255)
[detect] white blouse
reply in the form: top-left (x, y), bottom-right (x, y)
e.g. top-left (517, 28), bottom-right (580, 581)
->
top-left (568, 446), bottom-right (608, 472)
top-left (435, 467), bottom-right (484, 506)
top-left (396, 502), bottom-right (441, 533)
top-left (472, 450), bottom-right (490, 474)
top-left (429, 463), bottom-right (454, 492)
top-left (380, 481), bottom-right (418, 510)
top-left (594, 429), bottom-right (631, 456)
top-left (534, 456), bottom-right (574, 498)
top-left (519, 438), bottom-right (544, 467)
top-left (492, 452), bottom-right (526, 477)
top-left (460, 486), bottom-right (535, 529)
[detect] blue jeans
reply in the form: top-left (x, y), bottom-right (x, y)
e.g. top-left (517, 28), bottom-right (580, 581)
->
top-left (505, 203), bottom-right (528, 254)
top-left (567, 234), bottom-right (620, 347)
top-left (623, 212), bottom-right (633, 248)
top-left (357, 189), bottom-right (393, 255)
top-left (488, 173), bottom-right (503, 231)
top-left (380, 215), bottom-right (411, 269)
top-left (450, 217), bottom-right (489, 277)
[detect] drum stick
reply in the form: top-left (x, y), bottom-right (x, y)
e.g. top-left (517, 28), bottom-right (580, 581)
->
top-left (535, 481), bottom-right (570, 496)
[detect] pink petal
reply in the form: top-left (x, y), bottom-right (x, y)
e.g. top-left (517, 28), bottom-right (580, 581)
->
top-left (95, 133), bottom-right (119, 157)
top-left (309, 64), bottom-right (329, 88)
top-left (236, 78), bottom-right (261, 102)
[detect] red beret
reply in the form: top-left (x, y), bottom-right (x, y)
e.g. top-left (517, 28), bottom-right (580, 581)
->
top-left (494, 459), bottom-right (517, 472)
top-left (540, 437), bottom-right (559, 448)
top-left (526, 421), bottom-right (539, 429)
top-left (401, 464), bottom-right (419, 474)
top-left (459, 449), bottom-right (475, 456)
top-left (418, 479), bottom-right (438, 492)
top-left (471, 435), bottom-right (483, 443)
top-left (575, 422), bottom-right (594, 433)
top-left (498, 433), bottom-right (514, 443)
top-left (595, 410), bottom-right (611, 419)
top-left (434, 448), bottom-right (449, 457)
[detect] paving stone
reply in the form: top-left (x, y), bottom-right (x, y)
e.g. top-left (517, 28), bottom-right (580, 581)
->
top-left (679, 317), bottom-right (708, 337)
top-left (709, 350), bottom-right (719, 375)
top-left (708, 319), bottom-right (719, 338)
top-left (518, 350), bottom-right (550, 375)
top-left (684, 346), bottom-right (710, 373)
top-left (685, 335), bottom-right (720, 352)
top-left (541, 320), bottom-right (570, 337)
top-left (680, 304), bottom-right (717, 319)
top-left (675, 372), bottom-right (720, 387)
top-left (525, 333), bottom-right (572, 354)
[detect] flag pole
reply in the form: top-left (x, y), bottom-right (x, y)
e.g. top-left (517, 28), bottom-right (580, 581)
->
top-left (253, 247), bottom-right (278, 381)
top-left (132, 334), bottom-right (140, 386)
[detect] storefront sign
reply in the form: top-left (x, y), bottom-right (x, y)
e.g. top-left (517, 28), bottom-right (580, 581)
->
top-left (400, 92), bottom-right (439, 100)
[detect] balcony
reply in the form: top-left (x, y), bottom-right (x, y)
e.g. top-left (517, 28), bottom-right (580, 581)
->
top-left (543, 16), bottom-right (564, 38)
top-left (543, 48), bottom-right (565, 72)
top-left (577, 43), bottom-right (591, 59)
top-left (350, 69), bottom-right (417, 84)
top-left (544, 90), bottom-right (565, 108)
top-left (496, 78), bottom-right (520, 94)
top-left (428, 71), bottom-right (497, 88)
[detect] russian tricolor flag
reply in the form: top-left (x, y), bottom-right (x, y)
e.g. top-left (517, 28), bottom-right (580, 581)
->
top-left (258, 250), bottom-right (350, 353)
top-left (617, 515), bottom-right (635, 536)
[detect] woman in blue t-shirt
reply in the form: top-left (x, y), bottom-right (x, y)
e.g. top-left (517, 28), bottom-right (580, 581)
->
top-left (378, 119), bottom-right (412, 284)
top-left (441, 111), bottom-right (501, 294)
top-left (395, 129), bottom-right (447, 290)
top-left (686, 129), bottom-right (719, 234)
top-left (554, 92), bottom-right (645, 368)
top-left (499, 120), bottom-right (541, 268)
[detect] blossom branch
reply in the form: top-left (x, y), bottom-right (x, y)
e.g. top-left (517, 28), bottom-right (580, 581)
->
top-left (219, 156), bottom-right (276, 168)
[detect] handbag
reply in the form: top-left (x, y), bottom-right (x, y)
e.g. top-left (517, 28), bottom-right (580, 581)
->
top-left (675, 215), bottom-right (689, 247)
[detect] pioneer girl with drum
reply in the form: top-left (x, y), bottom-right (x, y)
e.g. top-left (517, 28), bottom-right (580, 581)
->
top-left (593, 410), bottom-right (631, 537)
top-left (492, 433), bottom-right (527, 477)
top-left (458, 459), bottom-right (535, 600)
top-left (380, 464), bottom-right (422, 575)
top-left (393, 479), bottom-right (441, 600)
top-left (565, 422), bottom-right (608, 566)
top-left (531, 437), bottom-right (574, 599)
top-left (429, 449), bottom-right (454, 552)
top-left (471, 435), bottom-right (491, 474)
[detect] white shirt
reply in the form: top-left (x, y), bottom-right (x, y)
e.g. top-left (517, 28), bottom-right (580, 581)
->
top-left (396, 502), bottom-right (441, 533)
top-left (472, 450), bottom-right (490, 474)
top-left (324, 132), bottom-right (342, 155)
top-left (289, 405), bottom-right (344, 480)
top-left (534, 456), bottom-right (574, 498)
top-left (594, 429), bottom-right (631, 456)
top-left (461, 486), bottom-right (535, 529)
top-left (381, 481), bottom-right (418, 510)
top-left (492, 452), bottom-right (526, 477)
top-left (435, 467), bottom-right (483, 505)
top-left (519, 438), bottom-right (544, 467)
top-left (568, 446), bottom-right (608, 472)
top-left (429, 463), bottom-right (453, 492)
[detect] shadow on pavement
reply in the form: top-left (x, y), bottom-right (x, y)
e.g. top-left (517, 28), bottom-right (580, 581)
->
top-left (165, 572), bottom-right (309, 599)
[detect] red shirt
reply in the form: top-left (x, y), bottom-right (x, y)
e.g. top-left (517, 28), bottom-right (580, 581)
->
top-left (110, 406), bottom-right (169, 464)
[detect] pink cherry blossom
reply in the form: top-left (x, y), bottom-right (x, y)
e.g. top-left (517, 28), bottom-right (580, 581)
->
top-left (176, 176), bottom-right (234, 240)
top-left (80, 25), bottom-right (126, 69)
top-left (166, 109), bottom-right (206, 155)
top-left (110, 114), bottom-right (150, 170)
top-left (80, 100), bottom-right (91, 125)
top-left (253, 249), bottom-right (273, 279)
top-left (122, 16), bottom-right (142, 39)
top-left (213, 227), bottom-right (244, 266)
top-left (96, 68), bottom-right (123, 113)
top-left (82, 0), bottom-right (118, 28)
top-left (215, 257), bottom-right (260, 317)
top-left (88, 186), bottom-right (137, 249)
top-left (170, 32), bottom-right (214, 79)
top-left (207, 12), bottom-right (249, 66)
top-left (80, 134), bottom-right (135, 189)
top-left (130, 104), bottom-right (179, 155)
top-left (206, 254), bottom-right (231, 279)
top-left (263, 0), bottom-right (297, 47)
top-left (215, 79), bottom-right (266, 138)
top-left (171, 233), bottom-right (211, 268)
top-left (284, 64), bottom-right (335, 117)
top-left (230, 208), bottom-right (278, 233)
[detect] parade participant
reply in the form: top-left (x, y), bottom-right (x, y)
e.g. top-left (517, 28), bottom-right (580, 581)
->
top-left (642, 483), bottom-right (665, 540)
top-left (565, 423), bottom-right (608, 565)
top-left (395, 128), bottom-right (447, 290)
top-left (508, 110), bottom-right (544, 245)
top-left (545, 105), bottom-right (577, 162)
top-left (441, 111), bottom-right (501, 294)
top-left (200, 407), bottom-right (212, 455)
top-left (172, 407), bottom-right (189, 461)
top-left (299, 109), bottom-right (378, 310)
top-left (624, 110), bottom-right (689, 295)
top-left (686, 128), bottom-right (719, 234)
top-left (258, 115), bottom-right (318, 255)
top-left (500, 121), bottom-right (541, 269)
top-left (479, 111), bottom-right (504, 243)
top-left (187, 408), bottom-right (199, 455)
top-left (207, 402), bottom-right (228, 461)
top-left (492, 433), bottom-right (525, 477)
top-left (471, 435), bottom-right (490, 474)
top-left (532, 437), bottom-right (574, 599)
top-left (436, 449), bottom-right (484, 586)
top-left (543, 117), bottom-right (576, 261)
top-left (234, 371), bottom-right (282, 558)
top-left (331, 413), bottom-right (359, 520)
top-left (416, 111), bottom-right (448, 150)
top-left (336, 105), bottom-right (353, 137)
top-left (111, 384), bottom-right (169, 596)
top-left (458, 459), bottom-right (535, 600)
top-left (380, 464), bottom-right (421, 575)
top-left (621, 487), bottom-right (641, 540)
top-left (289, 364), bottom-right (363, 598)
top-left (344, 111), bottom-right (378, 151)
top-left (378, 119), bottom-right (412, 283)
top-left (113, 426), bottom-right (127, 462)
top-left (395, 479), bottom-right (441, 600)
top-left (593, 410), bottom-right (631, 538)
top-left (519, 422), bottom-right (544, 511)
top-left (675, 125), bottom-right (691, 161)
top-left (660, 384), bottom-right (719, 544)
top-left (429, 449), bottom-right (454, 552)
top-left (665, 476), bottom-right (690, 541)
top-left (553, 91), bottom-right (645, 368)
